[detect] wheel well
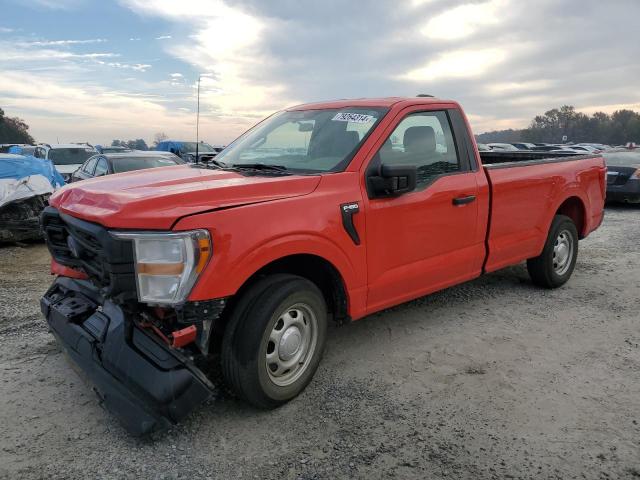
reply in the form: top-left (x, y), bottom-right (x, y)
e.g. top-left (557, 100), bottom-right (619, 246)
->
top-left (556, 197), bottom-right (586, 238)
top-left (209, 254), bottom-right (348, 353)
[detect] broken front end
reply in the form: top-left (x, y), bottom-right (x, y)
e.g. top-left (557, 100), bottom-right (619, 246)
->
top-left (40, 207), bottom-right (226, 435)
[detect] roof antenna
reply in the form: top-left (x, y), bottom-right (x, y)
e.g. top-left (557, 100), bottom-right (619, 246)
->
top-left (417, 94), bottom-right (434, 97)
top-left (195, 75), bottom-right (200, 164)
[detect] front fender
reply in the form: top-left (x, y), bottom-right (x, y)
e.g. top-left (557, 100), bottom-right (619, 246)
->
top-left (192, 232), bottom-right (362, 300)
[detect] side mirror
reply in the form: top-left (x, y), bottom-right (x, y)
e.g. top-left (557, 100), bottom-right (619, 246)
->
top-left (368, 164), bottom-right (417, 198)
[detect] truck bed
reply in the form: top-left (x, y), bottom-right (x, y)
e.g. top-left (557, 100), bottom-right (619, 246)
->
top-left (480, 152), bottom-right (606, 273)
top-left (479, 150), bottom-right (592, 167)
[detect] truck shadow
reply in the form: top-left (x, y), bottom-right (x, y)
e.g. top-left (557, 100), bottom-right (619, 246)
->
top-left (143, 263), bottom-right (541, 441)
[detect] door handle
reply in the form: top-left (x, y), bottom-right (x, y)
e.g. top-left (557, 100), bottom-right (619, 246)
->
top-left (452, 195), bottom-right (476, 206)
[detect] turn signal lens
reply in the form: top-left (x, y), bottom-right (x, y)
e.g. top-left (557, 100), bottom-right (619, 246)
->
top-left (196, 237), bottom-right (211, 273)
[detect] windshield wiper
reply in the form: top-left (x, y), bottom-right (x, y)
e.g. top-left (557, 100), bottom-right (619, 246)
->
top-left (205, 158), bottom-right (229, 168)
top-left (191, 158), bottom-right (228, 169)
top-left (231, 163), bottom-right (289, 172)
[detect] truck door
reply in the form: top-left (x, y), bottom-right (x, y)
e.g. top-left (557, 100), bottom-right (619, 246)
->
top-left (363, 107), bottom-right (485, 313)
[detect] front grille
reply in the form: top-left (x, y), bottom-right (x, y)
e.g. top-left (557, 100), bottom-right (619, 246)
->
top-left (41, 207), bottom-right (136, 300)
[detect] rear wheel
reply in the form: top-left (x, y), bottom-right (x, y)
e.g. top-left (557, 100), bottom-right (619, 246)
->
top-left (527, 214), bottom-right (579, 288)
top-left (221, 274), bottom-right (327, 408)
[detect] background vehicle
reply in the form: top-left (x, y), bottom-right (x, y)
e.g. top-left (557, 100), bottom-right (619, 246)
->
top-left (0, 143), bottom-right (29, 153)
top-left (95, 145), bottom-right (133, 154)
top-left (155, 140), bottom-right (220, 162)
top-left (41, 97), bottom-right (606, 435)
top-left (35, 143), bottom-right (97, 182)
top-left (563, 145), bottom-right (600, 154)
top-left (510, 142), bottom-right (537, 150)
top-left (531, 144), bottom-right (562, 152)
top-left (7, 145), bottom-right (36, 156)
top-left (476, 143), bottom-right (492, 151)
top-left (603, 149), bottom-right (640, 203)
top-left (487, 142), bottom-right (519, 151)
top-left (70, 151), bottom-right (184, 182)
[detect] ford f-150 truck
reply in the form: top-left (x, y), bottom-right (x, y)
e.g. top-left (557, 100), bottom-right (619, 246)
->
top-left (40, 97), bottom-right (606, 435)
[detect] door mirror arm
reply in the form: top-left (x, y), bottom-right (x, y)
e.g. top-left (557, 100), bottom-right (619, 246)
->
top-left (367, 164), bottom-right (417, 198)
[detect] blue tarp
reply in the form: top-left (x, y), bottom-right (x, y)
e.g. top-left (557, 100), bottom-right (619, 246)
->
top-left (0, 153), bottom-right (65, 188)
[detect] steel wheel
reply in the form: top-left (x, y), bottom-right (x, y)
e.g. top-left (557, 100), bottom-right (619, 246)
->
top-left (552, 229), bottom-right (574, 276)
top-left (265, 303), bottom-right (318, 387)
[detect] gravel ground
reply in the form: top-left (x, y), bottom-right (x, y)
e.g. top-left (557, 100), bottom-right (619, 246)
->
top-left (0, 205), bottom-right (639, 480)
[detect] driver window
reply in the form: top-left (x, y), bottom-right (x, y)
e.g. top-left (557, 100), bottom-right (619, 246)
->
top-left (378, 111), bottom-right (460, 189)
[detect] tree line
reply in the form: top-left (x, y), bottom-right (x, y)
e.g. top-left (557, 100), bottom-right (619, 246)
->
top-left (0, 108), bottom-right (34, 144)
top-left (477, 106), bottom-right (640, 145)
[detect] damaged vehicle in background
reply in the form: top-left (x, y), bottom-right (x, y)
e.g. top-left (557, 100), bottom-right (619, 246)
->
top-left (0, 153), bottom-right (64, 242)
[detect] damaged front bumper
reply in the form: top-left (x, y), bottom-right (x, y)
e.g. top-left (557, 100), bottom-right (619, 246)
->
top-left (40, 276), bottom-right (214, 436)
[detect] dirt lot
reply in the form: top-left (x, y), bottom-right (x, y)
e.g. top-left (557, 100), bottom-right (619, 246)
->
top-left (0, 205), bottom-right (638, 480)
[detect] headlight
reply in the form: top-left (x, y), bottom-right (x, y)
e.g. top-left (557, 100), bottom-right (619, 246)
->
top-left (111, 230), bottom-right (211, 305)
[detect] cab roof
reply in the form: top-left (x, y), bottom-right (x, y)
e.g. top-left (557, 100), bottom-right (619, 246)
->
top-left (286, 96), bottom-right (452, 111)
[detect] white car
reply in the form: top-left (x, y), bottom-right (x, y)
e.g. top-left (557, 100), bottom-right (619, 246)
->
top-left (487, 143), bottom-right (519, 151)
top-left (34, 143), bottom-right (98, 182)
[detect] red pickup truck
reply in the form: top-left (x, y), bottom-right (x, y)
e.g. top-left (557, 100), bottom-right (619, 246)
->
top-left (41, 97), bottom-right (606, 434)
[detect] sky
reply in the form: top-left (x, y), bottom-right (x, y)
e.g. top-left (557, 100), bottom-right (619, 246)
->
top-left (0, 0), bottom-right (639, 145)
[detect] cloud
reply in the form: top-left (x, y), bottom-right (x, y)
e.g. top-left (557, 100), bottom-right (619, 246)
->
top-left (2, 0), bottom-right (640, 144)
top-left (169, 73), bottom-right (183, 78)
top-left (97, 61), bottom-right (152, 72)
top-left (0, 27), bottom-right (15, 33)
top-left (16, 0), bottom-right (85, 9)
top-left (22, 38), bottom-right (107, 46)
top-left (0, 70), bottom-right (246, 143)
top-left (155, 35), bottom-right (172, 40)
top-left (1, 46), bottom-right (119, 61)
top-left (421, 0), bottom-right (506, 40)
top-left (121, 0), bottom-right (299, 118)
top-left (402, 48), bottom-right (507, 81)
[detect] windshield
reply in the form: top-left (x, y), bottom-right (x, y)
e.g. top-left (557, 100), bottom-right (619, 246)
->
top-left (111, 155), bottom-right (183, 173)
top-left (180, 142), bottom-right (215, 153)
top-left (604, 151), bottom-right (640, 167)
top-left (48, 147), bottom-right (96, 165)
top-left (215, 107), bottom-right (388, 173)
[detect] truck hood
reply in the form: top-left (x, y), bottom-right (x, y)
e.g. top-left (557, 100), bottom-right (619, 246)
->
top-left (50, 165), bottom-right (321, 229)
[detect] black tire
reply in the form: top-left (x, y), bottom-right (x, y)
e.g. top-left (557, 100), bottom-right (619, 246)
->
top-left (527, 214), bottom-right (579, 289)
top-left (221, 274), bottom-right (327, 408)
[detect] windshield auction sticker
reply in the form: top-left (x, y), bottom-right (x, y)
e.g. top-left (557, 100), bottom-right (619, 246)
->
top-left (332, 112), bottom-right (375, 123)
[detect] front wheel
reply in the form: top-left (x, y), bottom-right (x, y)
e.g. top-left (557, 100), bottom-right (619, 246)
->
top-left (221, 274), bottom-right (327, 408)
top-left (527, 214), bottom-right (579, 288)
